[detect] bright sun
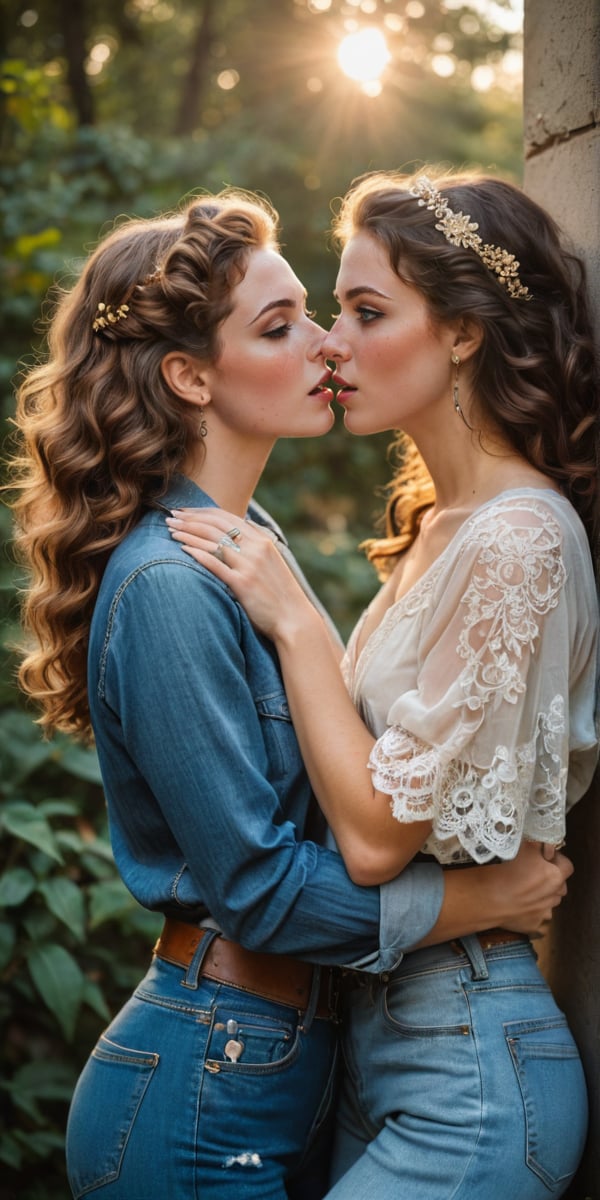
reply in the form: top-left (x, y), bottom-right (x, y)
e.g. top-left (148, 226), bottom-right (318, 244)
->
top-left (337, 27), bottom-right (391, 85)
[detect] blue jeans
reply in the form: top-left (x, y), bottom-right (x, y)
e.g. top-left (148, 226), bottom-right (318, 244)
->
top-left (327, 936), bottom-right (587, 1198)
top-left (66, 954), bottom-right (339, 1199)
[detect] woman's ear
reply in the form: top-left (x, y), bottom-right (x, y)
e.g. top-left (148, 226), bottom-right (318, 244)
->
top-left (161, 352), bottom-right (211, 409)
top-left (451, 317), bottom-right (483, 363)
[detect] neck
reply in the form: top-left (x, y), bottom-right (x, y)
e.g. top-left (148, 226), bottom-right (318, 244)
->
top-left (183, 428), bottom-right (275, 517)
top-left (408, 410), bottom-right (533, 515)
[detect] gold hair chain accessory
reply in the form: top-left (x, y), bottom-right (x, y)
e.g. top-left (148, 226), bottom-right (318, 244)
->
top-left (92, 302), bottom-right (130, 332)
top-left (410, 176), bottom-right (531, 301)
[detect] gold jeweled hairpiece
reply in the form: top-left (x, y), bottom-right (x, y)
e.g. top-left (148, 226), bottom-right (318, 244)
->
top-left (92, 302), bottom-right (130, 333)
top-left (91, 266), bottom-right (163, 333)
top-left (409, 175), bottom-right (531, 301)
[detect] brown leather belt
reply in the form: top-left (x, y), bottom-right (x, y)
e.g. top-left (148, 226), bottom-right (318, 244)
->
top-left (341, 927), bottom-right (528, 991)
top-left (153, 919), bottom-right (338, 1020)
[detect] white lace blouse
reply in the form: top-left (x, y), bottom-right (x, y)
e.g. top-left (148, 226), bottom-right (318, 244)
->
top-left (342, 490), bottom-right (599, 864)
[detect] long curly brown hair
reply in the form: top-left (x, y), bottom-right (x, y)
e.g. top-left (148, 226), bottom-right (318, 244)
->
top-left (9, 190), bottom-right (279, 739)
top-left (332, 169), bottom-right (600, 577)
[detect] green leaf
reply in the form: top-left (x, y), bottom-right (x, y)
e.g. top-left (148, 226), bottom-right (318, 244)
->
top-left (12, 1127), bottom-right (65, 1158)
top-left (1, 1058), bottom-right (75, 1123)
top-left (53, 740), bottom-right (103, 784)
top-left (0, 1130), bottom-right (22, 1169)
top-left (38, 799), bottom-right (79, 818)
top-left (0, 710), bottom-right (56, 783)
top-left (22, 909), bottom-right (56, 943)
top-left (82, 976), bottom-right (111, 1022)
top-left (0, 921), bottom-right (16, 969)
top-left (79, 835), bottom-right (115, 863)
top-left (26, 943), bottom-right (85, 1041)
top-left (54, 829), bottom-right (86, 855)
top-left (1, 802), bottom-right (63, 863)
top-left (37, 876), bottom-right (85, 942)
top-left (88, 877), bottom-right (136, 928)
top-left (0, 865), bottom-right (36, 906)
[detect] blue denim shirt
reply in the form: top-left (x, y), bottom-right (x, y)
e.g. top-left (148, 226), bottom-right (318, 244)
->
top-left (88, 474), bottom-right (443, 972)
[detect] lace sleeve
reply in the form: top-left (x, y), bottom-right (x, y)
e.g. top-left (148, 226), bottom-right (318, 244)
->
top-left (368, 499), bottom-right (576, 863)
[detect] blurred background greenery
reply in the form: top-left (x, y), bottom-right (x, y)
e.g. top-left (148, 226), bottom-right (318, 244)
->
top-left (0, 1), bottom-right (524, 1194)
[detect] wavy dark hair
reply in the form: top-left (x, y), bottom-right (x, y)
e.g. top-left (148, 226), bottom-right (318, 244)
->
top-left (9, 189), bottom-right (279, 738)
top-left (332, 169), bottom-right (599, 576)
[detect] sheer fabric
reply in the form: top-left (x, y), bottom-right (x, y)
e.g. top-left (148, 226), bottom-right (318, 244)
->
top-left (343, 490), bottom-right (599, 863)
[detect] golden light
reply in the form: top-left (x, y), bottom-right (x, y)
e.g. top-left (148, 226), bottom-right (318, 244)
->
top-left (431, 53), bottom-right (456, 78)
top-left (217, 69), bottom-right (240, 90)
top-left (471, 63), bottom-right (495, 92)
top-left (337, 27), bottom-right (391, 85)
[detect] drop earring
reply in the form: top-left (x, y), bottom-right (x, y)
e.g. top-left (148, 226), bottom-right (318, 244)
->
top-left (451, 352), bottom-right (462, 415)
top-left (199, 407), bottom-right (208, 438)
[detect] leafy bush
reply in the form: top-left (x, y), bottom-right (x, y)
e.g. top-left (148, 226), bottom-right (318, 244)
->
top-left (0, 499), bottom-right (161, 1196)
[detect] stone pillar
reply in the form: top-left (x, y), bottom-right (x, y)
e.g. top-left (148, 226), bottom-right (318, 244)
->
top-left (523, 2), bottom-right (600, 1195)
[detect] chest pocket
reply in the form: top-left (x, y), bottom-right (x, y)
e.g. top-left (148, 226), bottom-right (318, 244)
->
top-left (255, 692), bottom-right (298, 783)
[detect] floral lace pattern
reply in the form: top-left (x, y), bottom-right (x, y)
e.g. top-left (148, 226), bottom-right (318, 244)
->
top-left (369, 696), bottom-right (567, 863)
top-left (346, 493), bottom-right (598, 864)
top-left (454, 507), bottom-right (566, 723)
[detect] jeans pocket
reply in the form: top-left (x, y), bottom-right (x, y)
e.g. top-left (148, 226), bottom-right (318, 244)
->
top-left (66, 1034), bottom-right (159, 1197)
top-left (505, 1016), bottom-right (588, 1190)
top-left (205, 1006), bottom-right (300, 1076)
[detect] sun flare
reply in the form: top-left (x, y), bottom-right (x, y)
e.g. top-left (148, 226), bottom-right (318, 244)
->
top-left (337, 27), bottom-right (391, 84)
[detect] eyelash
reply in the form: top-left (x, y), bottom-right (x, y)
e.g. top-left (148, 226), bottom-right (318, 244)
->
top-left (330, 306), bottom-right (382, 323)
top-left (263, 323), bottom-right (293, 339)
top-left (262, 307), bottom-right (316, 338)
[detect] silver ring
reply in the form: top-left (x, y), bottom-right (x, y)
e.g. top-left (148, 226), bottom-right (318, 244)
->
top-left (226, 526), bottom-right (242, 542)
top-left (212, 534), bottom-right (241, 562)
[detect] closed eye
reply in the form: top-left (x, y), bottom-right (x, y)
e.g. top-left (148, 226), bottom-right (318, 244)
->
top-left (262, 323), bottom-right (293, 339)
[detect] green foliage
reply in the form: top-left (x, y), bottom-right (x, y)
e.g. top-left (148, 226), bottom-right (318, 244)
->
top-left (0, 8), bottom-right (525, 1193)
top-left (0, 661), bottom-right (161, 1197)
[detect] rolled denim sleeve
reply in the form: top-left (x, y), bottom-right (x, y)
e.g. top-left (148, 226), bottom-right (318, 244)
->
top-left (343, 862), bottom-right (444, 973)
top-left (93, 556), bottom-right (443, 969)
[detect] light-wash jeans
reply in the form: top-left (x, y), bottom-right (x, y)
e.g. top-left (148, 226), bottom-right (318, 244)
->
top-left (327, 935), bottom-right (587, 1199)
top-left (66, 953), bottom-right (338, 1199)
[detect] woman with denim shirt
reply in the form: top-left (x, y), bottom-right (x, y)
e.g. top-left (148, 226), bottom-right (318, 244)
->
top-left (168, 173), bottom-right (599, 1198)
top-left (12, 189), bottom-right (573, 1199)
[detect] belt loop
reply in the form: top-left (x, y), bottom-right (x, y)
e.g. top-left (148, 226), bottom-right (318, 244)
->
top-left (298, 965), bottom-right (321, 1034)
top-left (181, 927), bottom-right (220, 990)
top-left (458, 934), bottom-right (489, 981)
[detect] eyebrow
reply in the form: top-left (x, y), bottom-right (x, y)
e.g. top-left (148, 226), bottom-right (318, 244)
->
top-left (247, 290), bottom-right (308, 327)
top-left (333, 286), bottom-right (392, 302)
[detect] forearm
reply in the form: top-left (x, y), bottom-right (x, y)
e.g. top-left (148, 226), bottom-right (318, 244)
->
top-left (275, 611), bottom-right (429, 882)
top-left (416, 842), bottom-right (572, 948)
top-left (276, 610), bottom-right (375, 828)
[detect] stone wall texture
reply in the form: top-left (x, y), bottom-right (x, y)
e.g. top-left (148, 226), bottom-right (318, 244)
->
top-left (524, 2), bottom-right (600, 1196)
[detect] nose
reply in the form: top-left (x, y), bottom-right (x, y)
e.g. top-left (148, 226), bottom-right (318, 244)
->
top-left (321, 322), bottom-right (350, 364)
top-left (307, 317), bottom-right (330, 362)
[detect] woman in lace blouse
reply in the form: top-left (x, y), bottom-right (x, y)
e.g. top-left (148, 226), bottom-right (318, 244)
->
top-left (167, 171), bottom-right (599, 1198)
